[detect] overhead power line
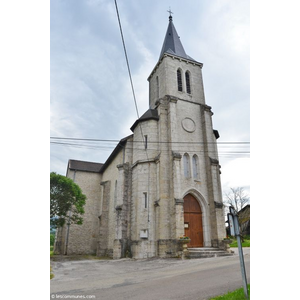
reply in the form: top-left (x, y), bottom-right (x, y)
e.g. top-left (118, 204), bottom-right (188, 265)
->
top-left (50, 136), bottom-right (249, 144)
top-left (114, 0), bottom-right (150, 162)
top-left (51, 142), bottom-right (249, 150)
top-left (51, 137), bottom-right (119, 142)
top-left (50, 138), bottom-right (250, 158)
top-left (114, 0), bottom-right (140, 119)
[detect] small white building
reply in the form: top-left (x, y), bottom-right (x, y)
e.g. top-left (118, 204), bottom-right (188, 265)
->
top-left (54, 15), bottom-right (226, 259)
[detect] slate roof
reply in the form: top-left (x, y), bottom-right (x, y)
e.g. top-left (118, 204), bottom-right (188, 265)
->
top-left (67, 135), bottom-right (133, 175)
top-left (159, 16), bottom-right (197, 62)
top-left (68, 159), bottom-right (103, 173)
top-left (213, 129), bottom-right (220, 139)
top-left (99, 135), bottom-right (133, 173)
top-left (130, 109), bottom-right (159, 132)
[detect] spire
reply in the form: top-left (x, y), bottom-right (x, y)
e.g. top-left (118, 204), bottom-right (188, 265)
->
top-left (159, 13), bottom-right (196, 62)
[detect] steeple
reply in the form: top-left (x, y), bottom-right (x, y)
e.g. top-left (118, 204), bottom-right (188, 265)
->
top-left (159, 14), bottom-right (196, 62)
top-left (148, 13), bottom-right (204, 109)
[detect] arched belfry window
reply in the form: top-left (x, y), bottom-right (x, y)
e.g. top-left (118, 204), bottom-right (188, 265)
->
top-left (177, 69), bottom-right (183, 92)
top-left (183, 153), bottom-right (190, 178)
top-left (185, 71), bottom-right (191, 94)
top-left (192, 155), bottom-right (199, 179)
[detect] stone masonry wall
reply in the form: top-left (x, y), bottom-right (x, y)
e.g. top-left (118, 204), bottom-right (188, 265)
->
top-left (149, 56), bottom-right (205, 109)
top-left (99, 148), bottom-right (125, 257)
top-left (65, 170), bottom-right (102, 255)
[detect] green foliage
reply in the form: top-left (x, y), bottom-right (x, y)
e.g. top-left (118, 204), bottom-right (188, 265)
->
top-left (210, 285), bottom-right (250, 299)
top-left (50, 266), bottom-right (54, 279)
top-left (50, 172), bottom-right (86, 227)
top-left (50, 233), bottom-right (55, 246)
top-left (179, 236), bottom-right (190, 240)
top-left (230, 238), bottom-right (250, 248)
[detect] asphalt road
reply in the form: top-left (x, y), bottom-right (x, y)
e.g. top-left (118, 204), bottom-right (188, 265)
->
top-left (50, 248), bottom-right (250, 300)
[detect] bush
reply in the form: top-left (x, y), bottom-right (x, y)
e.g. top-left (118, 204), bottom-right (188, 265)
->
top-left (50, 233), bottom-right (55, 246)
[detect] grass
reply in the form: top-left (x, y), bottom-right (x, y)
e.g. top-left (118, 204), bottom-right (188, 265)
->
top-left (50, 266), bottom-right (54, 280)
top-left (230, 238), bottom-right (250, 248)
top-left (50, 246), bottom-right (55, 279)
top-left (210, 285), bottom-right (250, 299)
top-left (227, 235), bottom-right (250, 248)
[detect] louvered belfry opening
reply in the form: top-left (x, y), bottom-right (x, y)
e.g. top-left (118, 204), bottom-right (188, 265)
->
top-left (177, 69), bottom-right (183, 91)
top-left (185, 71), bottom-right (191, 94)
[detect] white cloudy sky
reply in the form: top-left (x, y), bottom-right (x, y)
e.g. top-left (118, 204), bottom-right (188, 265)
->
top-left (50, 0), bottom-right (250, 195)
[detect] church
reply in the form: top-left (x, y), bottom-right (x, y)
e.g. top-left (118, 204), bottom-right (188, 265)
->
top-left (54, 14), bottom-right (226, 259)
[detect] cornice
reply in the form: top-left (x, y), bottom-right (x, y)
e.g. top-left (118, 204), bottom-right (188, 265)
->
top-left (147, 54), bottom-right (203, 81)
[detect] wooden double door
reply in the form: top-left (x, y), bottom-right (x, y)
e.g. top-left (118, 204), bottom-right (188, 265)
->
top-left (184, 194), bottom-right (204, 247)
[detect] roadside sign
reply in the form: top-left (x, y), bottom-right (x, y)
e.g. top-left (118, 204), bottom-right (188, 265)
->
top-left (227, 213), bottom-right (235, 236)
top-left (228, 206), bottom-right (249, 299)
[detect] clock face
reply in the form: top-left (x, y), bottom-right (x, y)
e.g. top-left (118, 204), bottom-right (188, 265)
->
top-left (181, 117), bottom-right (196, 133)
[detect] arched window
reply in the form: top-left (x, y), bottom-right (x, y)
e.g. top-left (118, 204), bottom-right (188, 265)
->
top-left (183, 153), bottom-right (190, 178)
top-left (177, 69), bottom-right (183, 92)
top-left (185, 71), bottom-right (191, 94)
top-left (192, 155), bottom-right (199, 179)
top-left (156, 76), bottom-right (159, 99)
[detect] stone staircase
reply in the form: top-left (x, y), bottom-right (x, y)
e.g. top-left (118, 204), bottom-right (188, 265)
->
top-left (188, 247), bottom-right (234, 259)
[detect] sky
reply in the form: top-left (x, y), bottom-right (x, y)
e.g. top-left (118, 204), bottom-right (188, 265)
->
top-left (50, 0), bottom-right (250, 196)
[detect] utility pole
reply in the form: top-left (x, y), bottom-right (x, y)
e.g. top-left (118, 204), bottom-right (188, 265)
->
top-left (228, 206), bottom-right (249, 299)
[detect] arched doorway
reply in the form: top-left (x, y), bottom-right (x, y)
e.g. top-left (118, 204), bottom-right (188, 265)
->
top-left (184, 194), bottom-right (204, 247)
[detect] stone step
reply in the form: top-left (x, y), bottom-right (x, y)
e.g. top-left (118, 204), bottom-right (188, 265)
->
top-left (188, 247), bottom-right (225, 252)
top-left (189, 252), bottom-right (233, 258)
top-left (187, 247), bottom-right (234, 259)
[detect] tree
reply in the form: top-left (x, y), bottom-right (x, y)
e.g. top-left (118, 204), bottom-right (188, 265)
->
top-left (224, 187), bottom-right (250, 239)
top-left (50, 172), bottom-right (86, 227)
top-left (50, 233), bottom-right (55, 246)
top-left (224, 187), bottom-right (250, 212)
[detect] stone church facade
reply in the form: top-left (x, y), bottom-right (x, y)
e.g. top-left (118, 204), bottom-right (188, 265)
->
top-left (54, 15), bottom-right (226, 259)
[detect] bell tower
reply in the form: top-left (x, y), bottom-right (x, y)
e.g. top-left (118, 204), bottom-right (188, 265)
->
top-left (146, 14), bottom-right (226, 252)
top-left (148, 14), bottom-right (206, 109)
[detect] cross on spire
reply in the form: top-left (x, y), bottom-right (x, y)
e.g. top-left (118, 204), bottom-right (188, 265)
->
top-left (167, 7), bottom-right (173, 21)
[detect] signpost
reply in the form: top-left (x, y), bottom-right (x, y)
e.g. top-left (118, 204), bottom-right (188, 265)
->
top-left (227, 213), bottom-right (235, 236)
top-left (228, 206), bottom-right (249, 299)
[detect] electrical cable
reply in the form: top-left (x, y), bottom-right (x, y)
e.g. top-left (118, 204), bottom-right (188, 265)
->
top-left (114, 0), bottom-right (140, 119)
top-left (113, 0), bottom-right (150, 162)
top-left (50, 136), bottom-right (249, 145)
